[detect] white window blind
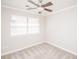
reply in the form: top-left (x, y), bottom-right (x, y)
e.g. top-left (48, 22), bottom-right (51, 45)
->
top-left (28, 16), bottom-right (40, 34)
top-left (11, 15), bottom-right (27, 36)
top-left (11, 15), bottom-right (40, 36)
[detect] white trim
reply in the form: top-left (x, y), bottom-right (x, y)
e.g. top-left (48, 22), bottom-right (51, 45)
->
top-left (2, 41), bottom-right (77, 56)
top-left (47, 4), bottom-right (77, 16)
top-left (1, 41), bottom-right (44, 56)
top-left (46, 41), bottom-right (77, 56)
top-left (55, 5), bottom-right (76, 13)
top-left (1, 5), bottom-right (45, 17)
top-left (1, 5), bottom-right (77, 16)
top-left (1, 5), bottom-right (31, 13)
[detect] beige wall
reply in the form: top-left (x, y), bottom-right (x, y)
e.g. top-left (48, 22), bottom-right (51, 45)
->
top-left (1, 5), bottom-right (77, 55)
top-left (46, 6), bottom-right (77, 54)
top-left (1, 7), bottom-right (45, 54)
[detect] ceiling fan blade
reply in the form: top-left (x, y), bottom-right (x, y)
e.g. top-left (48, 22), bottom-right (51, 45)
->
top-left (28, 0), bottom-right (40, 7)
top-left (41, 2), bottom-right (53, 7)
top-left (44, 8), bottom-right (52, 12)
top-left (27, 7), bottom-right (37, 10)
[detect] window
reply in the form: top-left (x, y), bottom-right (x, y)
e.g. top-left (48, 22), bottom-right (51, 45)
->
top-left (11, 15), bottom-right (27, 36)
top-left (11, 15), bottom-right (40, 36)
top-left (28, 16), bottom-right (40, 34)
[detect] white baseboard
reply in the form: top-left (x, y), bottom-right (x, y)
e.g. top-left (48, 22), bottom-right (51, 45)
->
top-left (46, 41), bottom-right (77, 56)
top-left (1, 41), bottom-right (44, 56)
top-left (2, 41), bottom-right (77, 56)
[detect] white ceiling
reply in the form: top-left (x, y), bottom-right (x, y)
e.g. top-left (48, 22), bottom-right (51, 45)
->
top-left (1, 0), bottom-right (77, 16)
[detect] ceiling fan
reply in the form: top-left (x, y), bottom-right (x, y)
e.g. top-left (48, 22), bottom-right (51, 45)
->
top-left (25, 0), bottom-right (53, 14)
